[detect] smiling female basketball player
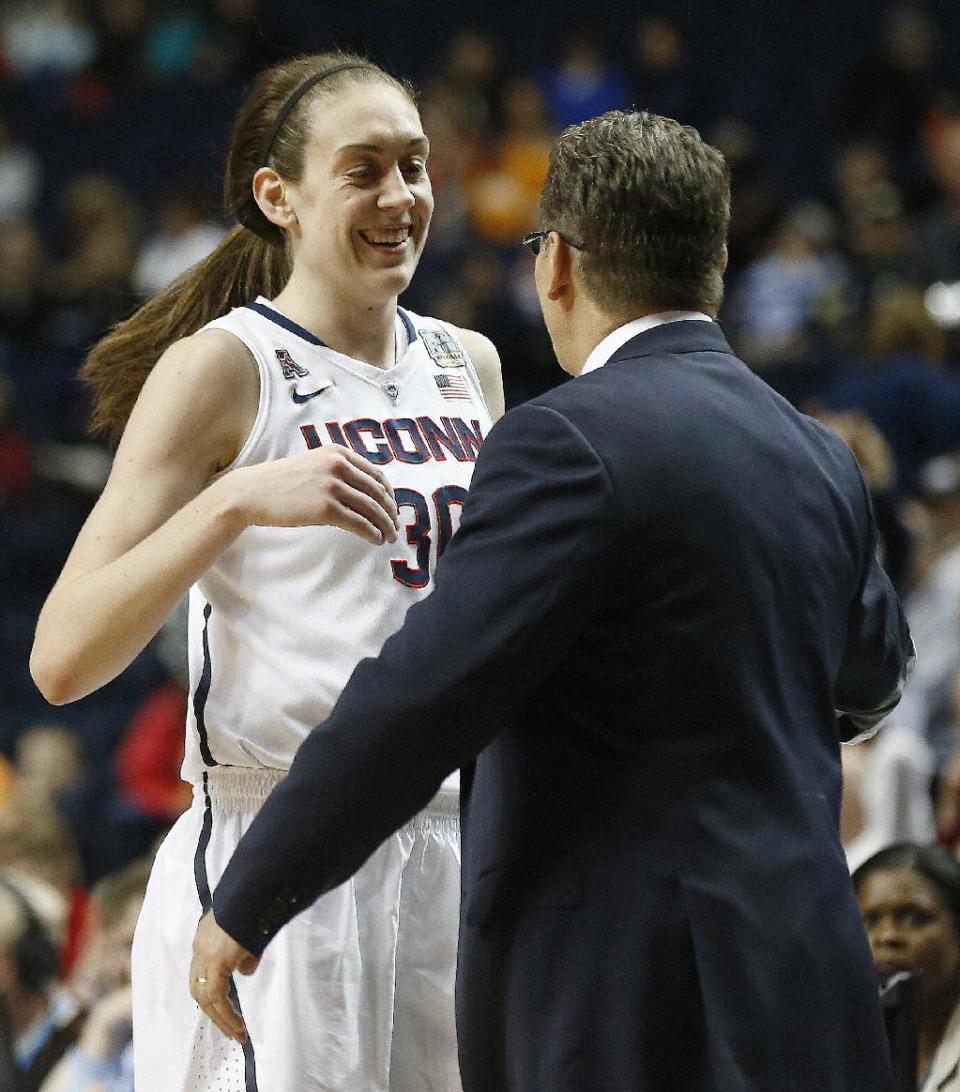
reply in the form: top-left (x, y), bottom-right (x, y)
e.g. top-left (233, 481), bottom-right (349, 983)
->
top-left (31, 52), bottom-right (503, 1091)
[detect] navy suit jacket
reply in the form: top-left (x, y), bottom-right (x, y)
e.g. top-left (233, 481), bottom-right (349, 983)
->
top-left (214, 321), bottom-right (911, 1091)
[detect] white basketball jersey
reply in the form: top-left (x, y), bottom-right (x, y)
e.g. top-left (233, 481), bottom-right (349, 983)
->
top-left (182, 297), bottom-right (493, 783)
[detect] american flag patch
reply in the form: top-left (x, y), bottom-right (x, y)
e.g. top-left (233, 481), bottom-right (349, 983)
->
top-left (434, 374), bottom-right (471, 401)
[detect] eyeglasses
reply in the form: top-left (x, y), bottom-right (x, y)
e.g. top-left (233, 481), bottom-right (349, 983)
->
top-left (521, 230), bottom-right (586, 256)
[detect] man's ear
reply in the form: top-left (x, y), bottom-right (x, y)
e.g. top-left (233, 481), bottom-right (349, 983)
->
top-left (252, 167), bottom-right (298, 234)
top-left (721, 243), bottom-right (729, 275)
top-left (545, 231), bottom-right (575, 306)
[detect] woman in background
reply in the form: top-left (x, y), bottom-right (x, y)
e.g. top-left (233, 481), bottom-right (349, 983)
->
top-left (854, 842), bottom-right (960, 1089)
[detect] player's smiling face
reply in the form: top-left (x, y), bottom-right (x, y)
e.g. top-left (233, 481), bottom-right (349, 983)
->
top-left (289, 82), bottom-right (433, 303)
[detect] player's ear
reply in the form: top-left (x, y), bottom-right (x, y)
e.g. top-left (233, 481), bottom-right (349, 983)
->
top-left (544, 231), bottom-right (574, 304)
top-left (253, 167), bottom-right (299, 234)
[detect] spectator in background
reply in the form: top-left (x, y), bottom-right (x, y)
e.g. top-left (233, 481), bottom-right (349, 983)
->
top-left (196, 0), bottom-right (266, 86)
top-left (854, 843), bottom-right (960, 1090)
top-left (132, 184), bottom-right (225, 299)
top-left (811, 407), bottom-right (911, 591)
top-left (728, 200), bottom-right (850, 404)
top-left (834, 3), bottom-right (942, 200)
top-left (919, 120), bottom-right (960, 296)
top-left (539, 25), bottom-right (628, 130)
top-left (13, 724), bottom-right (84, 814)
top-left (0, 801), bottom-right (85, 977)
top-left (843, 453), bottom-right (960, 871)
top-left (43, 857), bottom-right (152, 1092)
top-left (47, 175), bottom-right (139, 354)
top-left (629, 15), bottom-right (702, 129)
top-left (940, 672), bottom-right (960, 853)
top-left (0, 0), bottom-right (96, 81)
top-left (709, 117), bottom-right (783, 277)
top-left (833, 142), bottom-right (921, 326)
top-left (113, 682), bottom-right (190, 825)
top-left (835, 142), bottom-right (901, 226)
top-left (823, 287), bottom-right (960, 495)
top-left (0, 871), bottom-right (83, 1091)
top-left (113, 596), bottom-right (191, 827)
top-left (440, 29), bottom-right (503, 137)
top-left (141, 2), bottom-right (212, 84)
top-left (87, 0), bottom-right (149, 89)
top-left (0, 218), bottom-right (49, 344)
top-left (465, 79), bottom-right (552, 247)
top-left (0, 117), bottom-right (41, 225)
top-left (0, 370), bottom-right (32, 505)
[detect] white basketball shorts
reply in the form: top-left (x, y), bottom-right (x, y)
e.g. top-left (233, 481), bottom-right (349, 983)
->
top-left (131, 766), bottom-right (462, 1091)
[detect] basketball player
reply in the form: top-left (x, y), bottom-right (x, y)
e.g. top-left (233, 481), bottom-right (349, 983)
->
top-left (30, 53), bottom-right (503, 1091)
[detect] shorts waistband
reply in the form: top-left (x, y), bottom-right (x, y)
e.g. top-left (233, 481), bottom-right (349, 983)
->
top-left (193, 766), bottom-right (287, 811)
top-left (192, 768), bottom-right (460, 820)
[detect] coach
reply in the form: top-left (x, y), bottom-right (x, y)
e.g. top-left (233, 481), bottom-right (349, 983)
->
top-left (192, 111), bottom-right (912, 1091)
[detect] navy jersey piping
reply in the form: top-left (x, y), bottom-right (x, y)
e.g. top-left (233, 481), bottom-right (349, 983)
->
top-left (193, 774), bottom-right (259, 1090)
top-left (193, 602), bottom-right (217, 767)
top-left (398, 307), bottom-right (418, 346)
top-left (245, 301), bottom-right (419, 351)
top-left (245, 301), bottom-right (327, 346)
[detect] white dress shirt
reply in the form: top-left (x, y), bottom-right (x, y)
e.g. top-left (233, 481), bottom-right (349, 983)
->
top-left (580, 311), bottom-right (713, 376)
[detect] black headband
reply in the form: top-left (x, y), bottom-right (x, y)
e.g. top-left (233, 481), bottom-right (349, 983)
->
top-left (259, 63), bottom-right (371, 166)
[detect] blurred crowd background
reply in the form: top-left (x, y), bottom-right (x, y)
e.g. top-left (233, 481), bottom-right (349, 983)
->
top-left (3, 0), bottom-right (960, 1086)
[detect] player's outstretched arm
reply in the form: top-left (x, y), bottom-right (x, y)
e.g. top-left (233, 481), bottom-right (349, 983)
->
top-left (31, 331), bottom-right (399, 706)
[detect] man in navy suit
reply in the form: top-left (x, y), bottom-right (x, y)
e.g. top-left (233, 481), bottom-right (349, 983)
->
top-left (191, 111), bottom-right (912, 1090)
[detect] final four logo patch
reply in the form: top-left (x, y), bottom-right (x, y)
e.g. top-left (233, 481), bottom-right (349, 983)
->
top-left (275, 348), bottom-right (309, 379)
top-left (420, 328), bottom-right (467, 369)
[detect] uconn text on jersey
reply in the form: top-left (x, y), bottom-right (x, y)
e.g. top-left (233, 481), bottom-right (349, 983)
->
top-left (300, 415), bottom-right (486, 464)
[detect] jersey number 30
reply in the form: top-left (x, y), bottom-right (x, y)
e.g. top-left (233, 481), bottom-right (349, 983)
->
top-left (391, 486), bottom-right (467, 589)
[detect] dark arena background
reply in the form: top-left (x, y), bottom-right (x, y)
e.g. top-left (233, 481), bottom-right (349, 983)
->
top-left (2, 0), bottom-right (960, 1087)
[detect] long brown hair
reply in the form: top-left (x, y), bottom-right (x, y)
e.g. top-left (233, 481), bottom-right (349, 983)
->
top-left (82, 52), bottom-right (415, 443)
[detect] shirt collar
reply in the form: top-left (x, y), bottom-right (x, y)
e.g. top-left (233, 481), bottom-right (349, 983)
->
top-left (580, 311), bottom-right (713, 376)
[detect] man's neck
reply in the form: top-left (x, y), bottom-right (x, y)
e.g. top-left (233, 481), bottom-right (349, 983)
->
top-left (565, 306), bottom-right (648, 376)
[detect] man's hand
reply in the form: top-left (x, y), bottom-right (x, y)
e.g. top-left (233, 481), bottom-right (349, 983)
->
top-left (190, 910), bottom-right (260, 1042)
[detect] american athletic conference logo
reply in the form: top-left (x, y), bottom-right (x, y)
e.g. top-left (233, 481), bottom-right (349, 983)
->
top-left (275, 348), bottom-right (309, 379)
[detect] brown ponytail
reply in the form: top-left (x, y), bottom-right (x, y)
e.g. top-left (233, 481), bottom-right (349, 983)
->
top-left (81, 52), bottom-right (416, 444)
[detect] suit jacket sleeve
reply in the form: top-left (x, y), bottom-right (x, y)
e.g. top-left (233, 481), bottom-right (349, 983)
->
top-left (834, 469), bottom-right (914, 744)
top-left (212, 402), bottom-right (619, 955)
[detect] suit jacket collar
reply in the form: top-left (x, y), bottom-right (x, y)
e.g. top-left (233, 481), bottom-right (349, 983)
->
top-left (606, 319), bottom-right (735, 365)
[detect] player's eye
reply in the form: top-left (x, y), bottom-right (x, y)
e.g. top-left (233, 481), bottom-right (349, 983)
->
top-left (347, 165), bottom-right (378, 182)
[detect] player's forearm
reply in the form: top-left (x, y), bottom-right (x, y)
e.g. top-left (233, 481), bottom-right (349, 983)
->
top-left (31, 474), bottom-right (248, 704)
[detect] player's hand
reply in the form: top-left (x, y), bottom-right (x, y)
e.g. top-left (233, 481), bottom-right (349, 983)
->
top-left (190, 911), bottom-right (260, 1043)
top-left (230, 446), bottom-right (400, 545)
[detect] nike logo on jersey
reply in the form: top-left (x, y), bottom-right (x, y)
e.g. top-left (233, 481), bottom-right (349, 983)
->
top-left (291, 380), bottom-right (333, 404)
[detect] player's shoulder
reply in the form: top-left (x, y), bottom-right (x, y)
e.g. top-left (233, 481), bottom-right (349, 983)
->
top-left (131, 326), bottom-right (259, 467)
top-left (152, 326), bottom-right (257, 389)
top-left (405, 311), bottom-right (495, 370)
top-left (409, 312), bottom-right (505, 420)
top-left (438, 322), bottom-right (498, 370)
